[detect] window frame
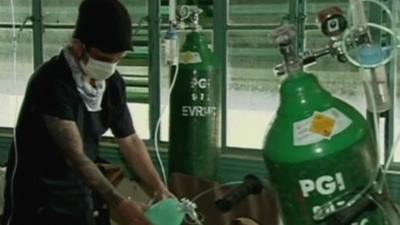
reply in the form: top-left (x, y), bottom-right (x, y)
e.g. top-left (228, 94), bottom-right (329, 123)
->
top-left (2, 0), bottom-right (399, 168)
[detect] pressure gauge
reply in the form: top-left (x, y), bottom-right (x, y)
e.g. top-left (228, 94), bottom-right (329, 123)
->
top-left (318, 6), bottom-right (348, 37)
top-left (176, 5), bottom-right (191, 20)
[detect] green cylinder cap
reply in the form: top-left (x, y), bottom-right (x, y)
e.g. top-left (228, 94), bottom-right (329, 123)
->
top-left (144, 199), bottom-right (186, 225)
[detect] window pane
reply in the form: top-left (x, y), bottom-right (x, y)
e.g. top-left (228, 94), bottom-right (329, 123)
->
top-left (304, 30), bottom-right (366, 111)
top-left (227, 30), bottom-right (280, 148)
top-left (43, 29), bottom-right (72, 61)
top-left (42, 0), bottom-right (80, 25)
top-left (0, 28), bottom-right (33, 127)
top-left (128, 103), bottom-right (150, 139)
top-left (121, 0), bottom-right (148, 24)
top-left (0, 0), bottom-right (31, 24)
top-left (42, 0), bottom-right (148, 25)
top-left (306, 0), bottom-right (349, 26)
top-left (229, 0), bottom-right (289, 25)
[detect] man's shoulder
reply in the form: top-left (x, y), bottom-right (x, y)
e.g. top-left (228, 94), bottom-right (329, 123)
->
top-left (104, 72), bottom-right (127, 105)
top-left (106, 71), bottom-right (126, 90)
top-left (31, 53), bottom-right (73, 87)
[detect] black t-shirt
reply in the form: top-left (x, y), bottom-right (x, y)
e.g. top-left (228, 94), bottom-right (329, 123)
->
top-left (3, 51), bottom-right (135, 220)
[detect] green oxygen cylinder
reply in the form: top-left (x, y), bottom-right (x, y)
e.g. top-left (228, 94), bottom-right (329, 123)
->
top-left (262, 72), bottom-right (387, 225)
top-left (168, 31), bottom-right (221, 180)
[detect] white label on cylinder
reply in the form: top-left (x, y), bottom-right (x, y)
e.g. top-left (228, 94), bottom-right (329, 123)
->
top-left (293, 108), bottom-right (352, 146)
top-left (179, 51), bottom-right (202, 64)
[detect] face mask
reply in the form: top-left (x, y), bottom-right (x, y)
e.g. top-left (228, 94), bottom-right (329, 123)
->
top-left (80, 56), bottom-right (117, 80)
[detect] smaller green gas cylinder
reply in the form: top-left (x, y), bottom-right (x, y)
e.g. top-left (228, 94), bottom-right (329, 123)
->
top-left (168, 31), bottom-right (221, 180)
top-left (262, 71), bottom-right (386, 225)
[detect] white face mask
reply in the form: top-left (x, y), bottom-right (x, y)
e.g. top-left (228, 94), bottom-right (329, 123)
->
top-left (80, 56), bottom-right (117, 80)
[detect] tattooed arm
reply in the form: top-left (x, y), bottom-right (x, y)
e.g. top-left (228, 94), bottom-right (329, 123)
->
top-left (43, 115), bottom-right (151, 225)
top-left (117, 134), bottom-right (173, 200)
top-left (43, 115), bottom-right (123, 207)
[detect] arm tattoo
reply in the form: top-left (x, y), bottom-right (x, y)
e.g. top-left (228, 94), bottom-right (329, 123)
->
top-left (43, 115), bottom-right (124, 208)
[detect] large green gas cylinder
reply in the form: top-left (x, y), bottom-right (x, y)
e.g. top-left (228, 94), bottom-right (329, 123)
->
top-left (168, 32), bottom-right (221, 180)
top-left (263, 72), bottom-right (386, 225)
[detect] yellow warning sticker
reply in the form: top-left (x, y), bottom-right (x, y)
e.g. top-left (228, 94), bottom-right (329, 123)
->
top-left (180, 51), bottom-right (202, 64)
top-left (293, 108), bottom-right (352, 146)
top-left (310, 113), bottom-right (336, 137)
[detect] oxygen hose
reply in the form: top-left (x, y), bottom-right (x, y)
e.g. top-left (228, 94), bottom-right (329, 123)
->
top-left (314, 40), bottom-right (384, 225)
top-left (150, 0), bottom-right (179, 186)
top-left (350, 0), bottom-right (395, 186)
top-left (186, 180), bottom-right (243, 224)
top-left (318, 76), bottom-right (391, 224)
top-left (345, 0), bottom-right (399, 192)
top-left (315, 0), bottom-right (398, 222)
top-left (191, 180), bottom-right (242, 203)
top-left (153, 30), bottom-right (180, 185)
top-left (184, 176), bottom-right (267, 224)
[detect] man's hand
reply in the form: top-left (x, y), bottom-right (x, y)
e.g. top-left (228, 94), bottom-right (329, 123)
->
top-left (153, 186), bottom-right (175, 202)
top-left (111, 199), bottom-right (152, 225)
top-left (117, 134), bottom-right (176, 202)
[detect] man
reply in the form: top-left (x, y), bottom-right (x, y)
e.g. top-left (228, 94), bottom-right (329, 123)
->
top-left (1, 0), bottom-right (172, 224)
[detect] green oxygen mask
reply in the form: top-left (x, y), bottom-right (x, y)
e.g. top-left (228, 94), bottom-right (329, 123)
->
top-left (144, 198), bottom-right (186, 225)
